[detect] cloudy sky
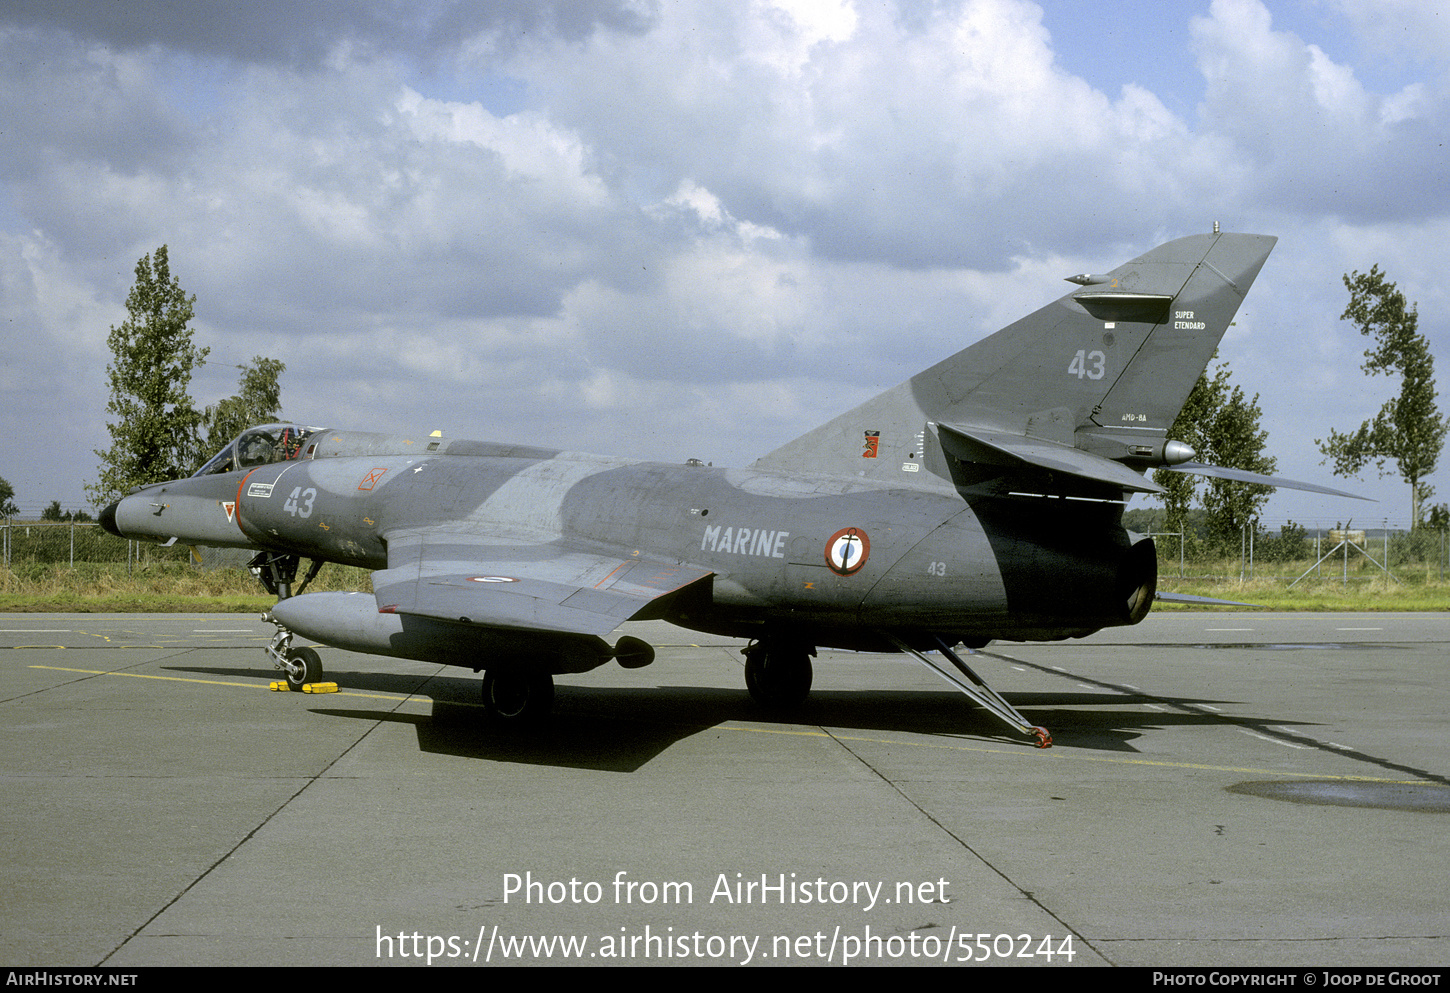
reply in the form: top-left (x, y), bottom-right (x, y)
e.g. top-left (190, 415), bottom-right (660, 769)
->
top-left (2, 0), bottom-right (1447, 531)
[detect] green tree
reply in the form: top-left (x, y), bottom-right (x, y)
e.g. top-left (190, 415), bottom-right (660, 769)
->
top-left (1427, 504), bottom-right (1450, 531)
top-left (1155, 366), bottom-right (1216, 539)
top-left (1317, 266), bottom-right (1449, 528)
top-left (0, 476), bottom-right (16, 517)
top-left (198, 357), bottom-right (287, 467)
top-left (1200, 380), bottom-right (1276, 547)
top-left (1154, 358), bottom-right (1277, 548)
top-left (40, 501), bottom-right (92, 523)
top-left (88, 246), bottom-right (209, 506)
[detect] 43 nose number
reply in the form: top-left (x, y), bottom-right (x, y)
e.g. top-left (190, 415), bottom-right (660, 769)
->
top-left (284, 486), bottom-right (318, 518)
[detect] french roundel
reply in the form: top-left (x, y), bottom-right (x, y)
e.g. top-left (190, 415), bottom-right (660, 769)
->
top-left (824, 527), bottom-right (870, 576)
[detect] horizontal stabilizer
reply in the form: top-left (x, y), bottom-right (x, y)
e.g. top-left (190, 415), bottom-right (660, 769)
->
top-left (938, 423), bottom-right (1164, 495)
top-left (1071, 291), bottom-right (1173, 323)
top-left (1165, 462), bottom-right (1372, 501)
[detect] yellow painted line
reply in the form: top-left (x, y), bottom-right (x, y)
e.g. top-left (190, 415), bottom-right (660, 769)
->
top-left (32, 664), bottom-right (265, 690)
top-left (27, 665), bottom-right (434, 706)
top-left (714, 723), bottom-right (1433, 786)
top-left (16, 643), bottom-right (172, 649)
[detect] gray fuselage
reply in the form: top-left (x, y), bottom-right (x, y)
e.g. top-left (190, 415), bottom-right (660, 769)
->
top-left (133, 437), bottom-right (1147, 650)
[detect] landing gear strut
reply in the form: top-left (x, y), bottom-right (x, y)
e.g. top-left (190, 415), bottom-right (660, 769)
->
top-left (742, 639), bottom-right (814, 708)
top-left (249, 552), bottom-right (323, 600)
top-left (262, 615), bottom-right (328, 691)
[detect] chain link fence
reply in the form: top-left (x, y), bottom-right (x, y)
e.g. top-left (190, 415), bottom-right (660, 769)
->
top-left (1, 521), bottom-right (198, 571)
top-left (1147, 525), bottom-right (1450, 584)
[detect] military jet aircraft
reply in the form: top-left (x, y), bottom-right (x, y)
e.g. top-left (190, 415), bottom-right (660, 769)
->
top-left (101, 230), bottom-right (1359, 747)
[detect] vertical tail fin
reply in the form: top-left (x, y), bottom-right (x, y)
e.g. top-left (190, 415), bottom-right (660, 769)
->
top-left (752, 232), bottom-right (1277, 488)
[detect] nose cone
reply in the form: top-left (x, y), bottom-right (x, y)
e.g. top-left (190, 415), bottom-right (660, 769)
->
top-left (100, 500), bottom-right (122, 537)
top-left (100, 474), bottom-right (254, 548)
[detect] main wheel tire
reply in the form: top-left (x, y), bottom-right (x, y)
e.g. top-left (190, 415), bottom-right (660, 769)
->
top-left (285, 647), bottom-right (323, 692)
top-left (482, 670), bottom-right (555, 725)
top-left (744, 645), bottom-right (812, 709)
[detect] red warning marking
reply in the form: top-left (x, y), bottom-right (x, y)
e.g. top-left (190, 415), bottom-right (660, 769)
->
top-left (357, 467), bottom-right (388, 491)
top-left (223, 501), bottom-right (236, 523)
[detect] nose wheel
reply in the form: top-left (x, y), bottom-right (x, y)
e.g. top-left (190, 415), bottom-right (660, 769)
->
top-left (263, 612), bottom-right (324, 691)
top-left (283, 647), bottom-right (324, 692)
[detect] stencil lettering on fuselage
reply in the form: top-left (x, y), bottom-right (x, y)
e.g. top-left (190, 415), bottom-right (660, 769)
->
top-left (701, 525), bottom-right (789, 559)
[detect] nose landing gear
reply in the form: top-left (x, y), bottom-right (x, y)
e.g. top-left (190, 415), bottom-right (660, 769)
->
top-left (257, 552), bottom-right (327, 691)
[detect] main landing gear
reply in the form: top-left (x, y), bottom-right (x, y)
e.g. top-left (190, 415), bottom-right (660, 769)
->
top-left (477, 635), bottom-right (650, 725)
top-left (741, 632), bottom-right (1051, 748)
top-left (255, 551), bottom-right (326, 692)
top-left (481, 670), bottom-right (555, 725)
top-left (742, 639), bottom-right (814, 709)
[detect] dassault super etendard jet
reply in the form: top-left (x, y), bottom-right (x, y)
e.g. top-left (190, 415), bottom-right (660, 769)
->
top-left (102, 230), bottom-right (1357, 746)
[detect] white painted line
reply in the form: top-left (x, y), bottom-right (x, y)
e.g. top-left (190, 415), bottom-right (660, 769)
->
top-left (1239, 729), bottom-right (1307, 749)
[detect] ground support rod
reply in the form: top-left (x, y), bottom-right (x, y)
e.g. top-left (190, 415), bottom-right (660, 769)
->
top-left (880, 631), bottom-right (1051, 748)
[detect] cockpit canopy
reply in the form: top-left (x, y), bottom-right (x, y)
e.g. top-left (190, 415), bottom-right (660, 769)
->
top-left (193, 423), bottom-right (325, 477)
